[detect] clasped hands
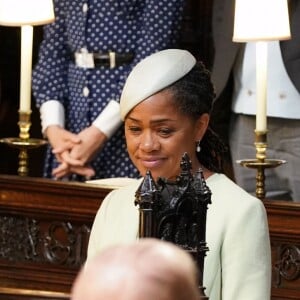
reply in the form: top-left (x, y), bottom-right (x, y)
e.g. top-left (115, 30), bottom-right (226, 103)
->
top-left (46, 125), bottom-right (107, 179)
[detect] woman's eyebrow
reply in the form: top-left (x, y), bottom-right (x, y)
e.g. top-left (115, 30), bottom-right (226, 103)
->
top-left (127, 116), bottom-right (177, 124)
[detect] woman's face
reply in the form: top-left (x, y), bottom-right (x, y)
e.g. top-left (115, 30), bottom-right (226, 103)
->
top-left (124, 90), bottom-right (208, 181)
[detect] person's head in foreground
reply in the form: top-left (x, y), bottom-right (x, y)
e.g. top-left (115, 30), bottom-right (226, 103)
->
top-left (71, 238), bottom-right (201, 300)
top-left (120, 49), bottom-right (226, 181)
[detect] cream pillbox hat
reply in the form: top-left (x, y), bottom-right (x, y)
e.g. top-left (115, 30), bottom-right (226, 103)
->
top-left (120, 49), bottom-right (196, 120)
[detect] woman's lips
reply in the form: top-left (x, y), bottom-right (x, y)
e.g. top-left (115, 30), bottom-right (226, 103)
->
top-left (139, 158), bottom-right (164, 169)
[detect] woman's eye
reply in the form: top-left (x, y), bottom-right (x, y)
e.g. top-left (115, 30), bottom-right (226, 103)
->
top-left (128, 126), bottom-right (141, 133)
top-left (158, 128), bottom-right (173, 136)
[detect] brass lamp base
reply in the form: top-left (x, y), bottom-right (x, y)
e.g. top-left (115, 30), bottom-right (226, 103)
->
top-left (0, 111), bottom-right (47, 176)
top-left (237, 130), bottom-right (286, 200)
top-left (0, 137), bottom-right (47, 177)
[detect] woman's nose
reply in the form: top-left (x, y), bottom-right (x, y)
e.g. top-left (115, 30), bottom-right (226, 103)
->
top-left (139, 133), bottom-right (159, 152)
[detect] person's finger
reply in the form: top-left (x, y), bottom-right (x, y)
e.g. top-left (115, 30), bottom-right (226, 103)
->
top-left (52, 162), bottom-right (70, 178)
top-left (52, 141), bottom-right (80, 154)
top-left (60, 151), bottom-right (84, 166)
top-left (54, 154), bottom-right (62, 163)
top-left (65, 132), bottom-right (81, 144)
top-left (69, 165), bottom-right (96, 178)
top-left (53, 170), bottom-right (70, 179)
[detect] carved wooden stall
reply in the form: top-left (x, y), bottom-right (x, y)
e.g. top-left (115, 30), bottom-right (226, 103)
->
top-left (264, 200), bottom-right (300, 300)
top-left (0, 175), bottom-right (108, 300)
top-left (0, 174), bottom-right (299, 300)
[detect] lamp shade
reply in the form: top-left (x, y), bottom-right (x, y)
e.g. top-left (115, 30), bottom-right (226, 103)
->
top-left (233, 0), bottom-right (291, 42)
top-left (0, 0), bottom-right (55, 26)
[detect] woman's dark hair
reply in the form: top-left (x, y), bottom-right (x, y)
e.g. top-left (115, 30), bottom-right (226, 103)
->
top-left (166, 61), bottom-right (228, 173)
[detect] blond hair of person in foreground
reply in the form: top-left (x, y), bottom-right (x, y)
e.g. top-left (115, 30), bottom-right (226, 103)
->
top-left (71, 238), bottom-right (201, 300)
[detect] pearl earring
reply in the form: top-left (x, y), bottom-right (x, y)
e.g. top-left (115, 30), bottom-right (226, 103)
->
top-left (196, 141), bottom-right (201, 153)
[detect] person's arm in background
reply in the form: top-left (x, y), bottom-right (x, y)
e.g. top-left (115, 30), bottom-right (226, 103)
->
top-left (32, 0), bottom-right (85, 167)
top-left (32, 0), bottom-right (117, 178)
top-left (53, 100), bottom-right (121, 178)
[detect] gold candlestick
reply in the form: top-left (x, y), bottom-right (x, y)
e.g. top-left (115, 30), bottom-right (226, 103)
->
top-left (237, 131), bottom-right (286, 200)
top-left (0, 111), bottom-right (47, 176)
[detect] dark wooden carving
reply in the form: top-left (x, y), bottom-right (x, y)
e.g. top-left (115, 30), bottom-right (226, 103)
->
top-left (135, 153), bottom-right (211, 299)
top-left (274, 245), bottom-right (300, 285)
top-left (0, 175), bottom-right (109, 299)
top-left (0, 216), bottom-right (39, 261)
top-left (0, 215), bottom-right (91, 266)
top-left (44, 221), bottom-right (90, 266)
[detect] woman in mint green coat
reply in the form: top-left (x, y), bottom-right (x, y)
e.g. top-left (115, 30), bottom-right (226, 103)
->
top-left (87, 49), bottom-right (271, 300)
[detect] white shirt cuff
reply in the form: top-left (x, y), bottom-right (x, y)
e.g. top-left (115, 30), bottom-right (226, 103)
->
top-left (92, 100), bottom-right (122, 138)
top-left (40, 100), bottom-right (65, 133)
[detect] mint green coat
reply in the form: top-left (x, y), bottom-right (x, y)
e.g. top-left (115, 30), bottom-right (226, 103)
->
top-left (87, 174), bottom-right (271, 300)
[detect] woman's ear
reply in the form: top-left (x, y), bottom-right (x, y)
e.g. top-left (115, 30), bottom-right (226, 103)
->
top-left (195, 113), bottom-right (210, 141)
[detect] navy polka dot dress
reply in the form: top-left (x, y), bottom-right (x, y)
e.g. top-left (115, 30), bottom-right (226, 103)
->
top-left (32, 0), bottom-right (185, 181)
